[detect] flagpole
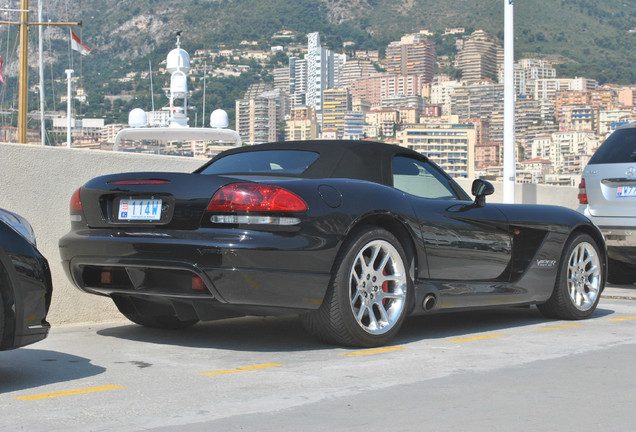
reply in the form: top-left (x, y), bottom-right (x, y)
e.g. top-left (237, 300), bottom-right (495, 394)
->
top-left (65, 69), bottom-right (73, 148)
top-left (17, 0), bottom-right (28, 144)
top-left (0, 4), bottom-right (81, 144)
top-left (38, 0), bottom-right (45, 146)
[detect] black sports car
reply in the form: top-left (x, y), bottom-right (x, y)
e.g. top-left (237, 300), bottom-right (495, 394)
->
top-left (0, 208), bottom-right (52, 350)
top-left (59, 141), bottom-right (606, 347)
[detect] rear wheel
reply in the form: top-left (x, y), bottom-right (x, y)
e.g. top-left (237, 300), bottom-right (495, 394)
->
top-left (607, 258), bottom-right (636, 285)
top-left (112, 296), bottom-right (198, 330)
top-left (538, 233), bottom-right (603, 320)
top-left (301, 227), bottom-right (411, 347)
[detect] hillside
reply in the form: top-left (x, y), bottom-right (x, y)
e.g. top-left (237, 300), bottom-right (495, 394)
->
top-left (2, 0), bottom-right (636, 129)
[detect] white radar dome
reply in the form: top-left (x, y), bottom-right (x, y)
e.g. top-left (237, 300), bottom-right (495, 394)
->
top-left (210, 109), bottom-right (229, 128)
top-left (166, 48), bottom-right (191, 73)
top-left (128, 108), bottom-right (148, 128)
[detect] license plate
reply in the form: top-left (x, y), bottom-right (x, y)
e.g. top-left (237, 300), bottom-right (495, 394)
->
top-left (118, 199), bottom-right (162, 221)
top-left (616, 186), bottom-right (636, 197)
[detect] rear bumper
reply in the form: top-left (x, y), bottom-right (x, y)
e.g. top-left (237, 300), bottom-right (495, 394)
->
top-left (578, 208), bottom-right (636, 263)
top-left (59, 227), bottom-right (336, 314)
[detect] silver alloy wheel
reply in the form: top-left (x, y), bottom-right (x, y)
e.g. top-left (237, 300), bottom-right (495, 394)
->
top-left (567, 241), bottom-right (602, 311)
top-left (349, 239), bottom-right (407, 335)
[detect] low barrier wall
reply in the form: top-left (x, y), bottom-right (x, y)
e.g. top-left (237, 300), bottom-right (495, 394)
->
top-left (0, 142), bottom-right (580, 325)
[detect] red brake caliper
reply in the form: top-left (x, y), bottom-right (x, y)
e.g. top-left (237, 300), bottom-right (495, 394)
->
top-left (382, 268), bottom-right (389, 306)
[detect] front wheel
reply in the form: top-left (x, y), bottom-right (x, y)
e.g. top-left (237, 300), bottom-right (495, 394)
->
top-left (301, 227), bottom-right (412, 347)
top-left (112, 296), bottom-right (199, 330)
top-left (538, 233), bottom-right (604, 320)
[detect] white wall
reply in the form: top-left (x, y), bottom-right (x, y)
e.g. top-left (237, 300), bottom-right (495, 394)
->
top-left (0, 143), bottom-right (201, 325)
top-left (0, 143), bottom-right (579, 325)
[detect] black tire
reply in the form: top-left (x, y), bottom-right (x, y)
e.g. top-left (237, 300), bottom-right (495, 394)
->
top-left (538, 233), bottom-right (604, 320)
top-left (301, 227), bottom-right (412, 347)
top-left (607, 258), bottom-right (636, 285)
top-left (112, 296), bottom-right (198, 330)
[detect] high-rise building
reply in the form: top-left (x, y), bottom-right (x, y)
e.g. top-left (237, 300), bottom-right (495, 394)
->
top-left (235, 88), bottom-right (286, 144)
top-left (289, 57), bottom-right (307, 96)
top-left (322, 89), bottom-right (352, 138)
top-left (350, 73), bottom-right (422, 104)
top-left (499, 59), bottom-right (557, 97)
top-left (306, 32), bottom-right (342, 112)
top-left (385, 33), bottom-right (436, 83)
top-left (457, 30), bottom-right (502, 83)
top-left (338, 60), bottom-right (376, 89)
top-left (397, 122), bottom-right (476, 179)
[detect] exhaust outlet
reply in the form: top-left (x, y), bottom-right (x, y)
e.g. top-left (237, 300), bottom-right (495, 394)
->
top-left (422, 294), bottom-right (437, 311)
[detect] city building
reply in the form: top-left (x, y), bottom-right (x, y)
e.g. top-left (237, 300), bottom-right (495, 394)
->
top-left (385, 32), bottom-right (436, 83)
top-left (457, 30), bottom-right (502, 83)
top-left (322, 89), bottom-right (352, 138)
top-left (343, 111), bottom-right (365, 140)
top-left (397, 122), bottom-right (476, 179)
top-left (285, 106), bottom-right (319, 141)
top-left (235, 88), bottom-right (286, 144)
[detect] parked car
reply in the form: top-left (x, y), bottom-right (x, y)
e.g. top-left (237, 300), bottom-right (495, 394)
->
top-left (0, 208), bottom-right (52, 350)
top-left (578, 124), bottom-right (636, 284)
top-left (60, 140), bottom-right (606, 347)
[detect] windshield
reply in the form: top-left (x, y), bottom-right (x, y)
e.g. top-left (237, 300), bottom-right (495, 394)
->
top-left (200, 150), bottom-right (320, 175)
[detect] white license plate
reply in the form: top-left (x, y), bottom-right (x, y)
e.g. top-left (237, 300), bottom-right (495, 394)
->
top-left (616, 186), bottom-right (636, 197)
top-left (118, 199), bottom-right (162, 221)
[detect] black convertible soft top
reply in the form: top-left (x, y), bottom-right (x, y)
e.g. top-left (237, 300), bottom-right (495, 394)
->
top-left (199, 140), bottom-right (427, 185)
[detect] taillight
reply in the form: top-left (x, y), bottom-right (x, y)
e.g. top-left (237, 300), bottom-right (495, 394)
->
top-left (70, 188), bottom-right (83, 211)
top-left (207, 183), bottom-right (307, 212)
top-left (577, 179), bottom-right (588, 205)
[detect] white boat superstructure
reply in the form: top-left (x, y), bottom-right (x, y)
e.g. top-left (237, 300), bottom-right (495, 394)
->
top-left (113, 33), bottom-right (241, 153)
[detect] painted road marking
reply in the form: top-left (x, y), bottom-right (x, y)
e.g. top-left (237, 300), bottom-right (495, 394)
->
top-left (449, 334), bottom-right (504, 342)
top-left (609, 315), bottom-right (636, 322)
top-left (538, 324), bottom-right (583, 331)
top-left (14, 385), bottom-right (124, 401)
top-left (340, 347), bottom-right (406, 357)
top-left (201, 363), bottom-right (283, 377)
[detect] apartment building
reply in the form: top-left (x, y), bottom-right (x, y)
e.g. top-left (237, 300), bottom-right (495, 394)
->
top-left (322, 89), bottom-right (352, 138)
top-left (235, 88), bottom-right (286, 144)
top-left (338, 60), bottom-right (376, 89)
top-left (457, 30), bottom-right (502, 83)
top-left (285, 106), bottom-right (318, 141)
top-left (349, 73), bottom-right (422, 104)
top-left (498, 58), bottom-right (556, 97)
top-left (397, 122), bottom-right (476, 179)
top-left (385, 33), bottom-right (435, 83)
top-left (343, 111), bottom-right (365, 140)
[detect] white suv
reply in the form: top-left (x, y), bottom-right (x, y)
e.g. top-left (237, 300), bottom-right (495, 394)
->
top-left (579, 123), bottom-right (636, 284)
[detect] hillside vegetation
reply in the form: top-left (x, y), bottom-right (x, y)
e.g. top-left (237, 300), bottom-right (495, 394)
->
top-left (2, 0), bottom-right (636, 129)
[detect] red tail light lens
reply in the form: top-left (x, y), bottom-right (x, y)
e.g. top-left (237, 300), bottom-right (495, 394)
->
top-left (70, 188), bottom-right (83, 211)
top-left (207, 183), bottom-right (307, 212)
top-left (577, 179), bottom-right (588, 204)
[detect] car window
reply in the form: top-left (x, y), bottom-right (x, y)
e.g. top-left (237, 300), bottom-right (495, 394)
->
top-left (392, 156), bottom-right (459, 200)
top-left (201, 150), bottom-right (320, 175)
top-left (589, 128), bottom-right (636, 164)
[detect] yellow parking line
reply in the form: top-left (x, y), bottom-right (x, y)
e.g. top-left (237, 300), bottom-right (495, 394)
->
top-left (449, 334), bottom-right (504, 342)
top-left (609, 315), bottom-right (636, 322)
top-left (340, 347), bottom-right (406, 357)
top-left (14, 385), bottom-right (124, 401)
top-left (538, 324), bottom-right (583, 331)
top-left (201, 363), bottom-right (283, 377)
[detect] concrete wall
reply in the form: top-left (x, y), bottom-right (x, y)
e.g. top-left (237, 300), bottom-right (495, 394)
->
top-left (0, 142), bottom-right (579, 325)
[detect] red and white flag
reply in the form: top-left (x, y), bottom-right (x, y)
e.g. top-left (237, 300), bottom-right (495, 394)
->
top-left (70, 30), bottom-right (92, 56)
top-left (0, 56), bottom-right (5, 85)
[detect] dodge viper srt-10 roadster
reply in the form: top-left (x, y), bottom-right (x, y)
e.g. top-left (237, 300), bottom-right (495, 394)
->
top-left (59, 141), bottom-right (606, 347)
top-left (1, 208), bottom-right (52, 350)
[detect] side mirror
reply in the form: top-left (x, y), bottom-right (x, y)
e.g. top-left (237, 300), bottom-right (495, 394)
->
top-left (471, 179), bottom-right (494, 207)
